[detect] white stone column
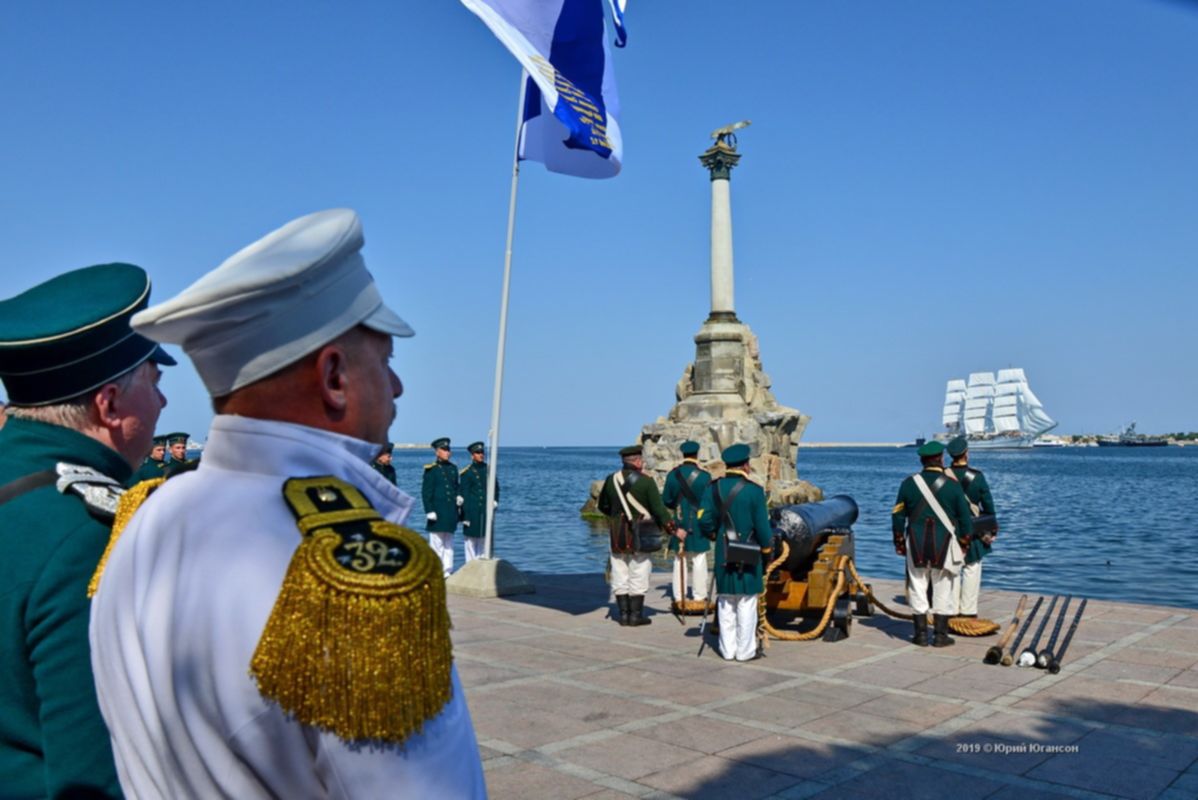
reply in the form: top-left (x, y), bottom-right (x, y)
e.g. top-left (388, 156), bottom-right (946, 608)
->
top-left (711, 177), bottom-right (735, 317)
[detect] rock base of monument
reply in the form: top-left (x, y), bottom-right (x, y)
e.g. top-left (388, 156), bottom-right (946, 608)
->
top-left (445, 557), bottom-right (536, 598)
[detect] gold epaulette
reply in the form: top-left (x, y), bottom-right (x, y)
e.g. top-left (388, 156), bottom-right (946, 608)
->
top-left (87, 477), bottom-right (166, 598)
top-left (424, 463), bottom-right (435, 470)
top-left (250, 477), bottom-right (452, 745)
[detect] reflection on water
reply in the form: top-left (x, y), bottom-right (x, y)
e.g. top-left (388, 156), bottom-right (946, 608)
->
top-left (389, 446), bottom-right (1198, 609)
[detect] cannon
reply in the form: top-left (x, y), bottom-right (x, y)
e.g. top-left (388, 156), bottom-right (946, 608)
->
top-left (763, 495), bottom-right (868, 642)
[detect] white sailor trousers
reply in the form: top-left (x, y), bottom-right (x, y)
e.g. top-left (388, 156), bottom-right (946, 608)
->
top-left (430, 532), bottom-right (454, 577)
top-left (906, 552), bottom-right (957, 616)
top-left (957, 560), bottom-right (982, 615)
top-left (717, 594), bottom-right (758, 661)
top-left (672, 551), bottom-right (709, 601)
top-left (464, 536), bottom-right (484, 564)
top-left (610, 553), bottom-right (651, 596)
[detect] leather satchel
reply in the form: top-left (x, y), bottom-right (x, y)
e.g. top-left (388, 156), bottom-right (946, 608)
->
top-left (610, 470), bottom-right (664, 554)
top-left (716, 479), bottom-right (760, 568)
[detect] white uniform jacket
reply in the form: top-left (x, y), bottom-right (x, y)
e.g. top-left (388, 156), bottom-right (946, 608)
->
top-left (90, 415), bottom-right (487, 799)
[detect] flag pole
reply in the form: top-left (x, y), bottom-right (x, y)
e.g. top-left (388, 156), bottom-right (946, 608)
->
top-left (483, 70), bottom-right (526, 560)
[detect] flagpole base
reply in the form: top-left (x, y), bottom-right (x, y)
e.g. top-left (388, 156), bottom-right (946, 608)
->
top-left (445, 557), bottom-right (535, 598)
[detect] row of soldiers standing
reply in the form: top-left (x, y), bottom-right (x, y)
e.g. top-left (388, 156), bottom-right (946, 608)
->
top-left (127, 432), bottom-right (198, 484)
top-left (892, 437), bottom-right (997, 647)
top-left (380, 437), bottom-right (499, 578)
top-left (599, 440), bottom-right (773, 663)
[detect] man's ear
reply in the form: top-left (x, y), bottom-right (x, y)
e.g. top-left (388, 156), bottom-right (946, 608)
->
top-left (316, 344), bottom-right (351, 411)
top-left (92, 382), bottom-right (123, 432)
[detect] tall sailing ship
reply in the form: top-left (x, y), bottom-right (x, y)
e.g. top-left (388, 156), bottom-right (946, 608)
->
top-left (940, 368), bottom-right (1057, 450)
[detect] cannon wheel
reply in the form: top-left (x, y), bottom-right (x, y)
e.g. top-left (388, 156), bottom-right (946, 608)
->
top-left (823, 595), bottom-right (853, 642)
top-left (853, 584), bottom-right (874, 617)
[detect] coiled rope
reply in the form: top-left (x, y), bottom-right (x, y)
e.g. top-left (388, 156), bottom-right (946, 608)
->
top-left (754, 541), bottom-right (999, 642)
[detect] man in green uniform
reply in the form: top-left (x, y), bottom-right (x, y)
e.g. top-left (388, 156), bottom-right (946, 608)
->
top-left (372, 442), bottom-right (398, 485)
top-left (698, 444), bottom-right (773, 662)
top-left (947, 436), bottom-right (997, 618)
top-left (161, 431), bottom-right (198, 478)
top-left (663, 440), bottom-right (712, 609)
top-left (598, 444), bottom-right (676, 626)
top-left (0, 263), bottom-right (174, 798)
top-left (458, 441), bottom-right (498, 564)
top-left (422, 436), bottom-right (458, 577)
top-left (128, 434), bottom-right (168, 485)
top-left (891, 440), bottom-right (974, 647)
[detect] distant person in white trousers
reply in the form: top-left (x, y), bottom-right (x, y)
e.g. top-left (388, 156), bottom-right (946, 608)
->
top-left (698, 444), bottom-right (774, 662)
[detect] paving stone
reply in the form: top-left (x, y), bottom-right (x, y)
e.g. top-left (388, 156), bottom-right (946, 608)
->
top-left (831, 663), bottom-right (942, 690)
top-left (767, 680), bottom-right (884, 710)
top-left (1077, 659), bottom-right (1183, 684)
top-left (1109, 648), bottom-right (1198, 670)
top-left (952, 711), bottom-right (1091, 745)
top-left (915, 732), bottom-right (1053, 775)
top-left (639, 753), bottom-right (802, 800)
top-left (799, 710), bottom-right (941, 745)
top-left (1071, 728), bottom-right (1198, 772)
top-left (471, 703), bottom-right (607, 750)
top-left (554, 731), bottom-right (705, 780)
top-left (456, 659), bottom-right (529, 687)
top-left (715, 733), bottom-right (846, 779)
top-left (637, 715), bottom-right (769, 755)
top-left (904, 673), bottom-right (1017, 702)
top-left (1026, 743), bottom-right (1180, 800)
top-left (483, 759), bottom-right (602, 800)
top-left (1166, 670), bottom-right (1198, 689)
top-left (848, 693), bottom-right (965, 725)
top-left (716, 695), bottom-right (840, 728)
top-left (575, 665), bottom-right (748, 706)
top-left (805, 758), bottom-right (1004, 799)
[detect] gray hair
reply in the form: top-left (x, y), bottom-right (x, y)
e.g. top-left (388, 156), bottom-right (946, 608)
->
top-left (7, 364), bottom-right (141, 429)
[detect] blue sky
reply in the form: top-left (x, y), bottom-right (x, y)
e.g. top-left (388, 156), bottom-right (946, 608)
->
top-left (2, 1), bottom-right (1195, 445)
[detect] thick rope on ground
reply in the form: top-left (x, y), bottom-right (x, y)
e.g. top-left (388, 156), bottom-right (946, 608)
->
top-left (758, 542), bottom-right (849, 642)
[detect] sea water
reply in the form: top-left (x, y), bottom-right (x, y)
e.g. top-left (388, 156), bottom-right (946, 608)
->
top-left (389, 446), bottom-right (1198, 609)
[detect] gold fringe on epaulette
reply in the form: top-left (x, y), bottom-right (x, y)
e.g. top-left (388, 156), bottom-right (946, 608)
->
top-left (87, 477), bottom-right (165, 598)
top-left (249, 520), bottom-right (453, 745)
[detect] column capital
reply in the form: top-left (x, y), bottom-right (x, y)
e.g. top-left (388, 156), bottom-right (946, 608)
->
top-left (699, 142), bottom-right (741, 181)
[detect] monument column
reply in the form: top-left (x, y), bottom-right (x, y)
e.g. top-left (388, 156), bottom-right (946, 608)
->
top-left (700, 140), bottom-right (741, 323)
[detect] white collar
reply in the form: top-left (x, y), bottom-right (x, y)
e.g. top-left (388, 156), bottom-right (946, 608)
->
top-left (200, 415), bottom-right (414, 522)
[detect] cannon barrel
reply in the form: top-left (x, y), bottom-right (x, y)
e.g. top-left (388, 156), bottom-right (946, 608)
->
top-left (769, 495), bottom-right (859, 575)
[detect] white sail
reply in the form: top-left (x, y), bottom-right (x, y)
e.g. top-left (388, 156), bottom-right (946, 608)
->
top-left (1019, 382), bottom-right (1057, 437)
top-left (939, 367), bottom-right (1056, 447)
top-left (942, 379), bottom-right (967, 428)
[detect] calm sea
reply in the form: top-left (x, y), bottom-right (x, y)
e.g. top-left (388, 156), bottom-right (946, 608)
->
top-left (388, 446), bottom-right (1198, 609)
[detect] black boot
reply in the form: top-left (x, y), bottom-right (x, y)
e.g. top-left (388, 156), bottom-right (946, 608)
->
top-left (912, 614), bottom-right (929, 647)
top-left (615, 595), bottom-right (631, 626)
top-left (628, 595), bottom-right (652, 626)
top-left (933, 614), bottom-right (955, 648)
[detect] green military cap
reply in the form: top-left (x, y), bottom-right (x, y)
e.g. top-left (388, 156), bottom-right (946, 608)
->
top-left (917, 440), bottom-right (945, 458)
top-left (618, 444), bottom-right (642, 457)
top-left (467, 441), bottom-right (485, 454)
top-left (152, 435), bottom-right (168, 446)
top-left (680, 440), bottom-right (701, 456)
top-left (165, 432), bottom-right (189, 446)
top-left (431, 437), bottom-right (451, 450)
top-left (0, 263), bottom-right (175, 406)
top-left (721, 443), bottom-right (750, 466)
top-left (379, 441), bottom-right (394, 453)
top-left (946, 436), bottom-right (969, 457)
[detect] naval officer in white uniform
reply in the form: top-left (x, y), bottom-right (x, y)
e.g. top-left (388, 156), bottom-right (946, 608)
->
top-left (89, 209), bottom-right (486, 798)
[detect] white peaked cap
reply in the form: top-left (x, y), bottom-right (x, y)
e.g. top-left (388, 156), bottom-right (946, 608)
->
top-left (132, 209), bottom-right (414, 397)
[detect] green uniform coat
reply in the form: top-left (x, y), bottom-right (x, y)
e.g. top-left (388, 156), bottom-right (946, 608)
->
top-left (372, 460), bottom-right (398, 485)
top-left (698, 471), bottom-right (774, 595)
top-left (891, 467), bottom-right (974, 569)
top-left (127, 456), bottom-right (167, 487)
top-left (597, 467), bottom-right (673, 549)
top-left (459, 461), bottom-right (498, 538)
top-left (0, 418), bottom-right (125, 799)
top-left (950, 464), bottom-right (995, 564)
top-left (662, 460), bottom-right (712, 554)
top-left (422, 459), bottom-right (459, 533)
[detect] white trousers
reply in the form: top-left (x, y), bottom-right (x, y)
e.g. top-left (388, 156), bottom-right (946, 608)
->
top-left (464, 536), bottom-right (484, 564)
top-left (906, 552), bottom-right (957, 616)
top-left (430, 532), bottom-right (454, 577)
top-left (717, 594), bottom-right (759, 662)
top-left (957, 560), bottom-right (982, 615)
top-left (610, 553), bottom-right (652, 596)
top-left (672, 551), bottom-right (709, 601)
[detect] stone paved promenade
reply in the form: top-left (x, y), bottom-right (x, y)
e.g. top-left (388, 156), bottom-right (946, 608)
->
top-left (448, 573), bottom-right (1198, 800)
